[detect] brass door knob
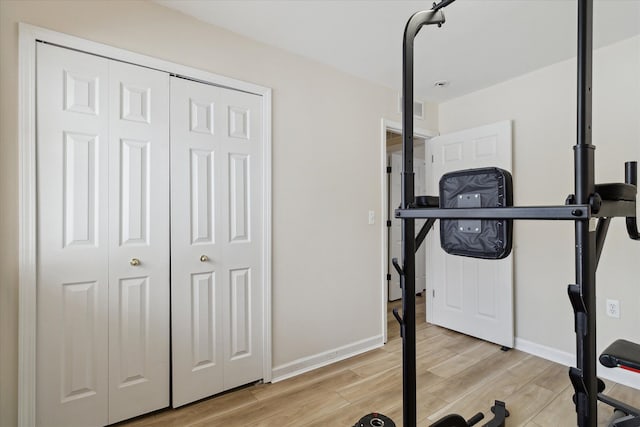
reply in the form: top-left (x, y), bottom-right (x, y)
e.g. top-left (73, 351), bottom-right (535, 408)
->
top-left (130, 258), bottom-right (141, 266)
top-left (200, 255), bottom-right (209, 262)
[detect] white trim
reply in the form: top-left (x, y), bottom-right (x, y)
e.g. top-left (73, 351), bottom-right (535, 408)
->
top-left (21, 24), bottom-right (268, 97)
top-left (380, 120), bottom-right (388, 344)
top-left (515, 338), bottom-right (640, 390)
top-left (514, 337), bottom-right (574, 366)
top-left (18, 23), bottom-right (273, 424)
top-left (271, 335), bottom-right (384, 383)
top-left (261, 89), bottom-right (273, 383)
top-left (379, 119), bottom-right (436, 344)
top-left (18, 24), bottom-right (38, 427)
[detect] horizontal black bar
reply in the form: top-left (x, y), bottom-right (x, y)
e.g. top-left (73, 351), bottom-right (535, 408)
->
top-left (432, 0), bottom-right (457, 12)
top-left (598, 393), bottom-right (640, 417)
top-left (395, 205), bottom-right (591, 220)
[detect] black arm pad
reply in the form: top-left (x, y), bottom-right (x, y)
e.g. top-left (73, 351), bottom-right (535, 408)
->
top-left (600, 339), bottom-right (640, 372)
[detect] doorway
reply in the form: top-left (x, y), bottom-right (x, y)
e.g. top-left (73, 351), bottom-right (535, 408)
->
top-left (379, 119), bottom-right (514, 348)
top-left (380, 120), bottom-right (435, 343)
top-left (386, 132), bottom-right (427, 302)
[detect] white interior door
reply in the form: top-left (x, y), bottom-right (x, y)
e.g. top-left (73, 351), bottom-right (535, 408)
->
top-left (170, 77), bottom-right (264, 407)
top-left (107, 59), bottom-right (170, 424)
top-left (415, 158), bottom-right (427, 292)
top-left (36, 42), bottom-right (110, 427)
top-left (389, 152), bottom-right (402, 301)
top-left (36, 43), bottom-right (170, 426)
top-left (389, 152), bottom-right (427, 301)
top-left (428, 121), bottom-right (514, 348)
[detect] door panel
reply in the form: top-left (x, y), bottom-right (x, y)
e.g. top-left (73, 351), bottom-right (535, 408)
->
top-left (116, 277), bottom-right (149, 385)
top-left (60, 281), bottom-right (99, 402)
top-left (107, 60), bottom-right (170, 424)
top-left (229, 154), bottom-right (250, 242)
top-left (119, 139), bottom-right (150, 245)
top-left (229, 268), bottom-right (251, 358)
top-left (170, 77), bottom-right (263, 407)
top-left (62, 132), bottom-right (100, 247)
top-left (37, 43), bottom-right (110, 427)
top-left (191, 149), bottom-right (216, 244)
top-left (191, 272), bottom-right (219, 370)
top-left (429, 121), bottom-right (513, 348)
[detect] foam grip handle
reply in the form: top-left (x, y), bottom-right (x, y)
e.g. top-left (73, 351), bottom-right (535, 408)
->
top-left (625, 161), bottom-right (639, 240)
top-left (627, 217), bottom-right (640, 240)
top-left (466, 412), bottom-right (485, 426)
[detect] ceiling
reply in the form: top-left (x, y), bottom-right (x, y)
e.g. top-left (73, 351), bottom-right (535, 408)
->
top-left (156, 0), bottom-right (640, 102)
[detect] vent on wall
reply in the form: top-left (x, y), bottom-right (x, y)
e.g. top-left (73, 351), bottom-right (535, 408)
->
top-left (398, 95), bottom-right (425, 119)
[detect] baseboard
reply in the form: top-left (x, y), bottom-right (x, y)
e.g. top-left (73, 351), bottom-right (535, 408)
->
top-left (271, 335), bottom-right (638, 389)
top-left (514, 337), bottom-right (575, 366)
top-left (271, 335), bottom-right (384, 383)
top-left (515, 337), bottom-right (640, 390)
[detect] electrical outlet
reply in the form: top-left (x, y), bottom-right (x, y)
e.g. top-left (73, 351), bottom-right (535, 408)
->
top-left (368, 210), bottom-right (375, 225)
top-left (606, 299), bottom-right (620, 318)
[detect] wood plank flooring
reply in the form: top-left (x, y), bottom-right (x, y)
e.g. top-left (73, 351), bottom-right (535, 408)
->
top-left (118, 295), bottom-right (640, 426)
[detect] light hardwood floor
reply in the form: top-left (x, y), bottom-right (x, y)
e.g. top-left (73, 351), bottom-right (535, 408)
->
top-left (119, 295), bottom-right (640, 426)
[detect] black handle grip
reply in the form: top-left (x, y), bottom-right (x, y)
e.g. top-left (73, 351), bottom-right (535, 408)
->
top-left (466, 412), bottom-right (485, 426)
top-left (392, 257), bottom-right (403, 276)
top-left (392, 308), bottom-right (403, 326)
top-left (627, 218), bottom-right (640, 240)
top-left (625, 162), bottom-right (639, 240)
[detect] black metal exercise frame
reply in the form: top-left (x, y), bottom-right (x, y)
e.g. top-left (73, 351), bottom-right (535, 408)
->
top-left (394, 1), bottom-right (640, 426)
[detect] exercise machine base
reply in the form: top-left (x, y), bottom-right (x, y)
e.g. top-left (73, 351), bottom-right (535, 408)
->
top-left (355, 401), bottom-right (508, 427)
top-left (353, 413), bottom-right (396, 427)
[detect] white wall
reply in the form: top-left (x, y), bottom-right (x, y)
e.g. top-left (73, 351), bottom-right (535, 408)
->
top-left (439, 36), bottom-right (640, 375)
top-left (0, 1), bottom-right (438, 425)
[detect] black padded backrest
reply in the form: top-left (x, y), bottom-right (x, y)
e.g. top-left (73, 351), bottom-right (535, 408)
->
top-left (600, 339), bottom-right (640, 371)
top-left (439, 167), bottom-right (513, 259)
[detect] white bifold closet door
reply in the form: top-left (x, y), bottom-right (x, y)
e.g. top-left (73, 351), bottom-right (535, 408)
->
top-left (170, 77), bottom-right (263, 407)
top-left (36, 43), bottom-right (170, 426)
top-left (107, 51), bottom-right (170, 424)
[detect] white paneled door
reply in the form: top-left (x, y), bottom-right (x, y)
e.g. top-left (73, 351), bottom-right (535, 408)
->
top-left (428, 121), bottom-right (514, 348)
top-left (36, 43), bottom-right (170, 426)
top-left (170, 77), bottom-right (263, 407)
top-left (37, 42), bottom-right (110, 427)
top-left (107, 58), bottom-right (170, 424)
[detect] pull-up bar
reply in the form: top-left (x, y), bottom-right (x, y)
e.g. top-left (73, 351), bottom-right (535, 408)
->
top-left (432, 0), bottom-right (457, 13)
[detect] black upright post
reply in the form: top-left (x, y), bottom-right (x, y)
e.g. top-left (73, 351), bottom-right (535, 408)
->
top-left (573, 0), bottom-right (597, 426)
top-left (401, 17), bottom-right (418, 427)
top-left (401, 9), bottom-right (445, 427)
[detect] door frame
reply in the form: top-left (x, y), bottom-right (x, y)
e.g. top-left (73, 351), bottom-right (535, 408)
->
top-left (380, 119), bottom-right (436, 343)
top-left (18, 23), bottom-right (273, 425)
